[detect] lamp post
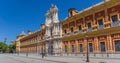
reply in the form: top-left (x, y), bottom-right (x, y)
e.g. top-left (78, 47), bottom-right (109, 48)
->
top-left (42, 43), bottom-right (44, 58)
top-left (86, 34), bottom-right (89, 62)
top-left (26, 48), bottom-right (28, 56)
top-left (36, 36), bottom-right (38, 55)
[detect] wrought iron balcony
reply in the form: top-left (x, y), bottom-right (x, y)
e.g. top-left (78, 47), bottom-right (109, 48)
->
top-left (98, 25), bottom-right (104, 29)
top-left (70, 32), bottom-right (74, 35)
top-left (64, 34), bottom-right (67, 36)
top-left (111, 21), bottom-right (120, 27)
top-left (87, 28), bottom-right (92, 32)
top-left (78, 30), bottom-right (82, 34)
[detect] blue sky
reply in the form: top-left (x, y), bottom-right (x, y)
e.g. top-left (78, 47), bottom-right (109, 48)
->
top-left (0, 0), bottom-right (102, 44)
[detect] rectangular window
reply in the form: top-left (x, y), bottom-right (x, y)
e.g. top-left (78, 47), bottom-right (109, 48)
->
top-left (71, 45), bottom-right (74, 53)
top-left (87, 22), bottom-right (92, 32)
top-left (79, 44), bottom-right (83, 52)
top-left (98, 19), bottom-right (104, 29)
top-left (98, 19), bottom-right (103, 25)
top-left (111, 15), bottom-right (118, 22)
top-left (71, 27), bottom-right (73, 32)
top-left (89, 43), bottom-right (93, 52)
top-left (88, 22), bottom-right (91, 28)
top-left (65, 45), bottom-right (68, 53)
top-left (100, 42), bottom-right (106, 52)
top-left (70, 27), bottom-right (74, 35)
top-left (114, 40), bottom-right (120, 51)
top-left (64, 30), bottom-right (67, 34)
top-left (79, 25), bottom-right (82, 30)
top-left (78, 25), bottom-right (82, 33)
top-left (64, 29), bottom-right (67, 36)
top-left (111, 15), bottom-right (119, 27)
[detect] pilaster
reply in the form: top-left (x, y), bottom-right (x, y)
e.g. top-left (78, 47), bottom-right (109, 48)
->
top-left (75, 40), bottom-right (78, 54)
top-left (94, 37), bottom-right (99, 53)
top-left (107, 35), bottom-right (113, 52)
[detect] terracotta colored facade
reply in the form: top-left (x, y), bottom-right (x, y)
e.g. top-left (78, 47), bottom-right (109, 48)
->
top-left (16, 24), bottom-right (45, 54)
top-left (61, 0), bottom-right (120, 55)
top-left (16, 0), bottom-right (120, 57)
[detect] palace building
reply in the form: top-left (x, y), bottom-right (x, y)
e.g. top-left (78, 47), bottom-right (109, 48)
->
top-left (61, 0), bottom-right (120, 57)
top-left (16, 24), bottom-right (45, 54)
top-left (16, 5), bottom-right (62, 55)
top-left (16, 0), bottom-right (120, 57)
top-left (16, 30), bottom-right (26, 54)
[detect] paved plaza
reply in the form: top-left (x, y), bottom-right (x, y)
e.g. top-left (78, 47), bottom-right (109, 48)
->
top-left (0, 54), bottom-right (120, 63)
top-left (0, 54), bottom-right (65, 63)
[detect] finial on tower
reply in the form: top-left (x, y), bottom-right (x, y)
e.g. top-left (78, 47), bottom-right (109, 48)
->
top-left (20, 30), bottom-right (26, 35)
top-left (51, 4), bottom-right (54, 8)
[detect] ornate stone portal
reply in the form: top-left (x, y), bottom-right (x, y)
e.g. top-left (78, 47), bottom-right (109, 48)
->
top-left (45, 4), bottom-right (62, 55)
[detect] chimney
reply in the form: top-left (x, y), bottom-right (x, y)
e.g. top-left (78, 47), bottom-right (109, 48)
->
top-left (28, 29), bottom-right (32, 35)
top-left (41, 24), bottom-right (45, 29)
top-left (68, 8), bottom-right (78, 17)
top-left (103, 0), bottom-right (110, 2)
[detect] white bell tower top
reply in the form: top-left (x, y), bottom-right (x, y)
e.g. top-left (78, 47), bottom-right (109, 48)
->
top-left (45, 11), bottom-right (51, 26)
top-left (49, 4), bottom-right (59, 23)
top-left (45, 4), bottom-right (59, 26)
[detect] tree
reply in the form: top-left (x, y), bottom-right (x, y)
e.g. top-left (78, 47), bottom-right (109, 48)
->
top-left (0, 42), bottom-right (8, 53)
top-left (8, 43), bottom-right (16, 53)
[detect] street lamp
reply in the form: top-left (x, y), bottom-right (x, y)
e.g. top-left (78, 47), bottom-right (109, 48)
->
top-left (26, 46), bottom-right (28, 56)
top-left (42, 43), bottom-right (44, 58)
top-left (41, 33), bottom-right (45, 58)
top-left (86, 34), bottom-right (89, 62)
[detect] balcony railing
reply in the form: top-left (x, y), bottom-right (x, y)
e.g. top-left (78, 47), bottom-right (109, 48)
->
top-left (111, 21), bottom-right (120, 27)
top-left (98, 25), bottom-right (104, 29)
top-left (87, 28), bottom-right (92, 32)
top-left (70, 32), bottom-right (74, 35)
top-left (64, 34), bottom-right (67, 36)
top-left (78, 30), bottom-right (82, 34)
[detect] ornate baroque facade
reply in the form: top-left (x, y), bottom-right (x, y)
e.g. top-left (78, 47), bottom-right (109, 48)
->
top-left (16, 5), bottom-right (62, 55)
top-left (16, 0), bottom-right (120, 57)
top-left (45, 5), bottom-right (62, 55)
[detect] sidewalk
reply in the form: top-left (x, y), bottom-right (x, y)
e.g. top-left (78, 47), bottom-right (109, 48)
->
top-left (13, 54), bottom-right (120, 63)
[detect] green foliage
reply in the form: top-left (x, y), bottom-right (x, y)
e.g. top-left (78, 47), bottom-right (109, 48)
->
top-left (0, 42), bottom-right (8, 53)
top-left (8, 43), bottom-right (16, 53)
top-left (0, 42), bottom-right (16, 53)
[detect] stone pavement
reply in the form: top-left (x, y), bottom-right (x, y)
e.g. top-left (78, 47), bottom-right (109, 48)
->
top-left (12, 53), bottom-right (120, 63)
top-left (0, 54), bottom-right (61, 63)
